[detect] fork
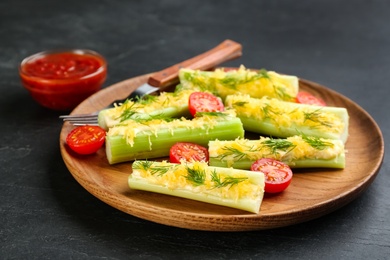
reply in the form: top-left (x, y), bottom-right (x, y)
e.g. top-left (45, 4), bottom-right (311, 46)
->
top-left (60, 39), bottom-right (242, 126)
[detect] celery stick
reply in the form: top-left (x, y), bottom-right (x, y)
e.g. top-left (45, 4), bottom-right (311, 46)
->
top-left (225, 94), bottom-right (349, 143)
top-left (208, 135), bottom-right (346, 169)
top-left (128, 161), bottom-right (265, 213)
top-left (179, 65), bottom-right (299, 101)
top-left (105, 112), bottom-right (244, 164)
top-left (98, 89), bottom-right (194, 130)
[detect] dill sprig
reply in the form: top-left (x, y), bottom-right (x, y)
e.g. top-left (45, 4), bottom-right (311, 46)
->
top-left (132, 160), bottom-right (154, 171)
top-left (184, 166), bottom-right (206, 186)
top-left (183, 72), bottom-right (210, 91)
top-left (143, 113), bottom-right (175, 122)
top-left (135, 94), bottom-right (158, 105)
top-left (195, 111), bottom-right (227, 117)
top-left (303, 108), bottom-right (333, 128)
top-left (220, 68), bottom-right (270, 89)
top-left (233, 101), bottom-right (248, 107)
top-left (261, 103), bottom-right (281, 119)
top-left (118, 102), bottom-right (142, 122)
top-left (149, 165), bottom-right (173, 176)
top-left (218, 142), bottom-right (258, 161)
top-left (211, 170), bottom-right (248, 189)
top-left (133, 161), bottom-right (174, 176)
top-left (273, 84), bottom-right (294, 101)
top-left (301, 135), bottom-right (334, 150)
top-left (263, 137), bottom-right (296, 155)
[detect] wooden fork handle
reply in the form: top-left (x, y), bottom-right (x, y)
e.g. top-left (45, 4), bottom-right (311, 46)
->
top-left (147, 39), bottom-right (242, 89)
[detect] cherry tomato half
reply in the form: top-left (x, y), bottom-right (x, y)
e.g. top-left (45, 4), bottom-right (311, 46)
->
top-left (169, 142), bottom-right (209, 163)
top-left (251, 158), bottom-right (293, 193)
top-left (296, 91), bottom-right (327, 106)
top-left (66, 125), bottom-right (106, 155)
top-left (188, 92), bottom-right (224, 117)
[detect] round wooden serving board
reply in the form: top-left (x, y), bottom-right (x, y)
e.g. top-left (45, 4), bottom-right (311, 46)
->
top-left (60, 72), bottom-right (384, 231)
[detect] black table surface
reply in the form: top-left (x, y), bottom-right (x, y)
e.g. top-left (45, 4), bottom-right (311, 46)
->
top-left (1, 0), bottom-right (389, 259)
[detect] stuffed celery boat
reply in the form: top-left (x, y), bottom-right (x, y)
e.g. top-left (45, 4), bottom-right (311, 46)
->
top-left (105, 111), bottom-right (244, 164)
top-left (98, 88), bottom-right (194, 130)
top-left (178, 65), bottom-right (299, 101)
top-left (209, 135), bottom-right (346, 169)
top-left (128, 160), bottom-right (265, 213)
top-left (225, 94), bottom-right (349, 143)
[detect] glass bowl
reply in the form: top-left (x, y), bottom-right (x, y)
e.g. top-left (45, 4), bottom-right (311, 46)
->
top-left (19, 49), bottom-right (107, 111)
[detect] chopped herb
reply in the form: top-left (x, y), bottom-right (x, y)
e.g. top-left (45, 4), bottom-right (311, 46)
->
top-left (233, 101), bottom-right (248, 107)
top-left (195, 111), bottom-right (228, 117)
top-left (263, 137), bottom-right (296, 155)
top-left (135, 94), bottom-right (158, 105)
top-left (149, 165), bottom-right (173, 176)
top-left (184, 166), bottom-right (206, 186)
top-left (118, 102), bottom-right (141, 122)
top-left (261, 103), bottom-right (281, 119)
top-left (132, 160), bottom-right (153, 171)
top-left (303, 108), bottom-right (333, 128)
top-left (220, 69), bottom-right (270, 89)
top-left (133, 161), bottom-right (174, 176)
top-left (273, 84), bottom-right (294, 101)
top-left (301, 135), bottom-right (334, 150)
top-left (219, 144), bottom-right (257, 161)
top-left (211, 170), bottom-right (248, 189)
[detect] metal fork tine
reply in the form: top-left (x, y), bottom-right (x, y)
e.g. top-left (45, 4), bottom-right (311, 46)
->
top-left (59, 114), bottom-right (98, 119)
top-left (60, 113), bottom-right (99, 125)
top-left (60, 116), bottom-right (98, 120)
top-left (73, 123), bottom-right (99, 126)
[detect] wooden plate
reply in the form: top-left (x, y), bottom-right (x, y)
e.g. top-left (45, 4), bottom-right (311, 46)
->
top-left (60, 72), bottom-right (384, 231)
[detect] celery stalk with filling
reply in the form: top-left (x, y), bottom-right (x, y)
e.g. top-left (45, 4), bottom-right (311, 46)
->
top-left (179, 65), bottom-right (299, 102)
top-left (98, 89), bottom-right (194, 130)
top-left (129, 160), bottom-right (265, 213)
top-left (209, 135), bottom-right (346, 169)
top-left (105, 111), bottom-right (244, 164)
top-left (225, 94), bottom-right (349, 143)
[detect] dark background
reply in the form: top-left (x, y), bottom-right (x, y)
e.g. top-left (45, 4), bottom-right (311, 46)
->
top-left (1, 0), bottom-right (389, 259)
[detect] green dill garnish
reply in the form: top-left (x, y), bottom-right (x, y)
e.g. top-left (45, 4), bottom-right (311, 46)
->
top-left (273, 84), bottom-right (294, 101)
top-left (261, 103), bottom-right (281, 119)
top-left (301, 135), bottom-right (334, 150)
top-left (118, 102), bottom-right (141, 122)
top-left (258, 69), bottom-right (270, 79)
top-left (258, 69), bottom-right (294, 101)
top-left (183, 72), bottom-right (210, 91)
top-left (184, 166), bottom-right (206, 186)
top-left (303, 108), bottom-right (333, 128)
top-left (174, 84), bottom-right (184, 92)
top-left (149, 165), bottom-right (173, 176)
top-left (220, 69), bottom-right (270, 89)
top-left (135, 94), bottom-right (158, 105)
top-left (211, 170), bottom-right (248, 189)
top-left (133, 161), bottom-right (173, 176)
top-left (132, 160), bottom-right (154, 171)
top-left (143, 113), bottom-right (175, 122)
top-left (263, 137), bottom-right (296, 155)
top-left (219, 75), bottom-right (241, 89)
top-left (219, 144), bottom-right (257, 161)
top-left (195, 111), bottom-right (227, 117)
top-left (233, 101), bottom-right (248, 107)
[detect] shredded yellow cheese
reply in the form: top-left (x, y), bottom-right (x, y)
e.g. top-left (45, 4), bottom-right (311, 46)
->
top-left (131, 161), bottom-right (263, 201)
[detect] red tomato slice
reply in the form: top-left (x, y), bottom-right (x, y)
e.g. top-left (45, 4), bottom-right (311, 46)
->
top-left (296, 91), bottom-right (327, 106)
top-left (169, 142), bottom-right (209, 163)
top-left (188, 92), bottom-right (224, 117)
top-left (66, 125), bottom-right (106, 155)
top-left (251, 158), bottom-right (293, 193)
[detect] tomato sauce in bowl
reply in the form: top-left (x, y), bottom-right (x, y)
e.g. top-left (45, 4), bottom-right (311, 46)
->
top-left (19, 49), bottom-right (107, 111)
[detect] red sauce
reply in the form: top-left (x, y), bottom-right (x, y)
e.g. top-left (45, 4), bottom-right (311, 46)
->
top-left (20, 50), bottom-right (107, 111)
top-left (22, 52), bottom-right (102, 80)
